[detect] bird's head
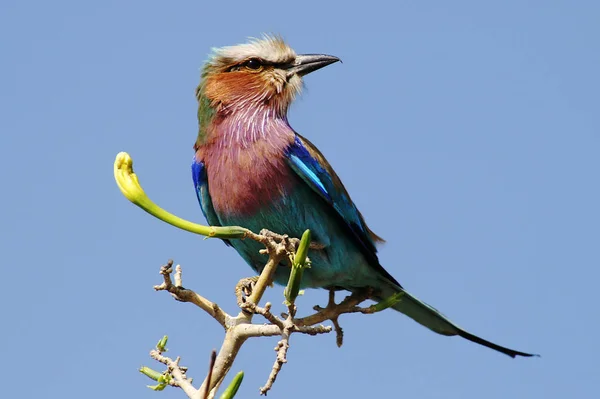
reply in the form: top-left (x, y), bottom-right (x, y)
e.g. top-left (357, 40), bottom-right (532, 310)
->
top-left (196, 35), bottom-right (340, 118)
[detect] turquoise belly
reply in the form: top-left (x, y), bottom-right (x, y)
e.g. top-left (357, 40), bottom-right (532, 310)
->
top-left (216, 181), bottom-right (379, 290)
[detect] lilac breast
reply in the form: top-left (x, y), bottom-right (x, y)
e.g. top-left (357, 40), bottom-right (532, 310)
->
top-left (199, 114), bottom-right (296, 216)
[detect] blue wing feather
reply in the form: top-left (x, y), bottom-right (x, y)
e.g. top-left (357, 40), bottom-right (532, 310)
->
top-left (288, 153), bottom-right (330, 199)
top-left (191, 159), bottom-right (210, 222)
top-left (286, 134), bottom-right (399, 285)
top-left (191, 156), bottom-right (232, 247)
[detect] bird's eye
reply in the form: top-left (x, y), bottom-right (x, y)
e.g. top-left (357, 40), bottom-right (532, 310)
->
top-left (244, 58), bottom-right (262, 70)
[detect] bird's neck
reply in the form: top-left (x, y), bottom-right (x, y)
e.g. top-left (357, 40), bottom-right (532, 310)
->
top-left (195, 93), bottom-right (292, 150)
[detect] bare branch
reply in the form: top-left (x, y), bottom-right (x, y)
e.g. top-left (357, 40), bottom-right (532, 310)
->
top-left (259, 334), bottom-right (290, 395)
top-left (294, 324), bottom-right (332, 335)
top-left (154, 260), bottom-right (229, 328)
top-left (200, 350), bottom-right (217, 399)
top-left (332, 317), bottom-right (344, 347)
top-left (150, 350), bottom-right (197, 398)
top-left (242, 236), bottom-right (288, 310)
top-left (237, 324), bottom-right (283, 338)
top-left (244, 302), bottom-right (285, 329)
top-left (197, 232), bottom-right (291, 397)
top-left (295, 288), bottom-right (373, 328)
top-left (147, 233), bottom-right (380, 397)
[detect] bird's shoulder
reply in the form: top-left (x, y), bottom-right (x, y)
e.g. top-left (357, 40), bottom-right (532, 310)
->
top-left (286, 133), bottom-right (385, 247)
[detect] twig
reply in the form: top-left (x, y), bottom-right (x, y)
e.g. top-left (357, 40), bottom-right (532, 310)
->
top-left (242, 232), bottom-right (288, 309)
top-left (201, 350), bottom-right (217, 399)
top-left (295, 289), bottom-right (373, 328)
top-left (260, 331), bottom-right (290, 395)
top-left (332, 317), bottom-right (344, 347)
top-left (174, 264), bottom-right (184, 287)
top-left (150, 351), bottom-right (197, 398)
top-left (154, 260), bottom-right (229, 328)
top-left (257, 306), bottom-right (331, 395)
top-left (245, 302), bottom-right (285, 329)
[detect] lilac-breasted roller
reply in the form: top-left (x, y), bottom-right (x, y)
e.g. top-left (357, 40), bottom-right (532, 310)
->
top-left (192, 36), bottom-right (535, 358)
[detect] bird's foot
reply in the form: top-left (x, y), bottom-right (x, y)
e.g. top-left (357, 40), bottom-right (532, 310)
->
top-left (235, 276), bottom-right (260, 308)
top-left (258, 230), bottom-right (299, 267)
top-left (258, 229), bottom-right (324, 265)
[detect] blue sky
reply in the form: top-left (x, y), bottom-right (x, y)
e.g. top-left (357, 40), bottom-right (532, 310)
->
top-left (1, 1), bottom-right (599, 398)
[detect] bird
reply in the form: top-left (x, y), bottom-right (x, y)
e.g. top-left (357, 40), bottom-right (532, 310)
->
top-left (191, 35), bottom-right (535, 358)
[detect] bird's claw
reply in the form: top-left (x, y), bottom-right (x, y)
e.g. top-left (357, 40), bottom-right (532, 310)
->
top-left (258, 229), bottom-right (320, 268)
top-left (235, 276), bottom-right (260, 308)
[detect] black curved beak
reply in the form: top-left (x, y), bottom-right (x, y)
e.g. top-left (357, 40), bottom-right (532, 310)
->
top-left (286, 54), bottom-right (340, 77)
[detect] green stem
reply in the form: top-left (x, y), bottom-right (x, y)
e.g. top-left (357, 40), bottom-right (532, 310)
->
top-left (219, 371), bottom-right (244, 399)
top-left (156, 335), bottom-right (168, 352)
top-left (370, 291), bottom-right (404, 313)
top-left (284, 229), bottom-right (311, 305)
top-left (139, 366), bottom-right (163, 381)
top-left (114, 152), bottom-right (250, 239)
